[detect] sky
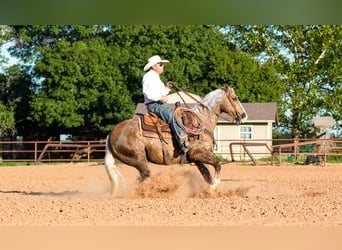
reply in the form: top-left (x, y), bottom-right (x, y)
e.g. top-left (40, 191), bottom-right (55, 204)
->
top-left (0, 41), bottom-right (19, 70)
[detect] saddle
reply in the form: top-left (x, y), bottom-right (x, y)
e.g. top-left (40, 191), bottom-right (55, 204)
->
top-left (140, 112), bottom-right (172, 164)
top-left (139, 108), bottom-right (203, 164)
top-left (141, 112), bottom-right (171, 133)
top-left (140, 107), bottom-right (203, 138)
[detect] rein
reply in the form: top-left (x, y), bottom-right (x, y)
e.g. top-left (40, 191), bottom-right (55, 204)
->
top-left (171, 83), bottom-right (237, 122)
top-left (171, 82), bottom-right (219, 150)
top-left (171, 82), bottom-right (221, 118)
top-left (171, 82), bottom-right (203, 108)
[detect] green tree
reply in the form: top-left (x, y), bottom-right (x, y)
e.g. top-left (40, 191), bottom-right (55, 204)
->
top-left (106, 25), bottom-right (281, 103)
top-left (0, 26), bottom-right (16, 138)
top-left (208, 48), bottom-right (282, 102)
top-left (0, 103), bottom-right (15, 137)
top-left (0, 73), bottom-right (16, 137)
top-left (223, 25), bottom-right (342, 138)
top-left (5, 25), bottom-right (282, 139)
top-left (5, 65), bottom-right (48, 139)
top-left (31, 38), bottom-right (134, 137)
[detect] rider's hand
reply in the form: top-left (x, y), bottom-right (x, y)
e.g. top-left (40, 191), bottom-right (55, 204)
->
top-left (166, 81), bottom-right (173, 89)
top-left (160, 95), bottom-right (168, 103)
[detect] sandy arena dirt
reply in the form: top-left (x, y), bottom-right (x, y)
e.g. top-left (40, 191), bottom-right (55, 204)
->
top-left (0, 161), bottom-right (342, 226)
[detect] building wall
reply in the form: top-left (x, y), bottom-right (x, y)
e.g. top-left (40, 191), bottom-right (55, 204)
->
top-left (213, 122), bottom-right (273, 161)
top-left (167, 93), bottom-right (201, 105)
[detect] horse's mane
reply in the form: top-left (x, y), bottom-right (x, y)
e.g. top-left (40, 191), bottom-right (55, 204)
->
top-left (197, 88), bottom-right (225, 109)
top-left (191, 88), bottom-right (226, 118)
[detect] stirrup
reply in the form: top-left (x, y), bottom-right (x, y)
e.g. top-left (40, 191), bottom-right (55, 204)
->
top-left (180, 138), bottom-right (189, 152)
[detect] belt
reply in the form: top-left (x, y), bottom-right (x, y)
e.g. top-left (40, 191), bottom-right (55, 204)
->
top-left (145, 101), bottom-right (161, 105)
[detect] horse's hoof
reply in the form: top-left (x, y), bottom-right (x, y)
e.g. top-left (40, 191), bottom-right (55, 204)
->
top-left (209, 182), bottom-right (218, 189)
top-left (209, 178), bottom-right (220, 189)
top-left (111, 190), bottom-right (118, 198)
top-left (214, 178), bottom-right (221, 185)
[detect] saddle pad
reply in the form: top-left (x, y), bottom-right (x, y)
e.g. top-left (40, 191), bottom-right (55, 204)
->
top-left (139, 118), bottom-right (172, 139)
top-left (142, 129), bottom-right (173, 139)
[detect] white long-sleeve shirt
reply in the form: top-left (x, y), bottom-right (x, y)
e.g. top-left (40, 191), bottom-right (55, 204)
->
top-left (142, 70), bottom-right (170, 104)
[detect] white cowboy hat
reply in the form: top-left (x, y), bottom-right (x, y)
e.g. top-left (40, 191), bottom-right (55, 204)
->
top-left (143, 55), bottom-right (169, 71)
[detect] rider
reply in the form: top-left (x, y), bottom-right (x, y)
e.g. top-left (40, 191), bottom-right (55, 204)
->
top-left (142, 55), bottom-right (189, 153)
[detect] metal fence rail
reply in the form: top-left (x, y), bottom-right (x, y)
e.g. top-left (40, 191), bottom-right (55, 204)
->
top-left (0, 140), bottom-right (106, 163)
top-left (272, 138), bottom-right (342, 166)
top-left (0, 138), bottom-right (341, 165)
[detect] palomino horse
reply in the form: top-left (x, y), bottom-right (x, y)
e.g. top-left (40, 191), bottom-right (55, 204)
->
top-left (104, 85), bottom-right (247, 196)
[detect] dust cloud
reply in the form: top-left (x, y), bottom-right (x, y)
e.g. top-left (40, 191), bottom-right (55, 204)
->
top-left (125, 168), bottom-right (254, 199)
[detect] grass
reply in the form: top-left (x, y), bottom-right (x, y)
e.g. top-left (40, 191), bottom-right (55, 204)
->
top-left (0, 154), bottom-right (341, 167)
top-left (0, 161), bottom-right (34, 167)
top-left (325, 155), bottom-right (342, 163)
top-left (0, 161), bottom-right (104, 167)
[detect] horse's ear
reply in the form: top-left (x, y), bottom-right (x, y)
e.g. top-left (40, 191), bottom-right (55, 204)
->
top-left (223, 84), bottom-right (228, 91)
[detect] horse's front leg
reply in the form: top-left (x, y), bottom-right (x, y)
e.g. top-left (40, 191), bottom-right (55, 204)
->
top-left (208, 159), bottom-right (221, 189)
top-left (212, 161), bottom-right (221, 188)
top-left (191, 152), bottom-right (221, 188)
top-left (195, 161), bottom-right (213, 185)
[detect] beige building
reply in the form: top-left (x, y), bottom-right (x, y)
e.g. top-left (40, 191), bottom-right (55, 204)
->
top-left (135, 92), bottom-right (278, 161)
top-left (214, 102), bottom-right (278, 160)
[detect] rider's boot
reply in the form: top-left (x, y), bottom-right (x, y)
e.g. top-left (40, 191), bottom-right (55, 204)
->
top-left (179, 134), bottom-right (189, 153)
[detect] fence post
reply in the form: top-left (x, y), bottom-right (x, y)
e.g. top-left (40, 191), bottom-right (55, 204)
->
top-left (294, 138), bottom-right (298, 160)
top-left (324, 138), bottom-right (327, 167)
top-left (87, 141), bottom-right (90, 163)
top-left (34, 141), bottom-right (37, 164)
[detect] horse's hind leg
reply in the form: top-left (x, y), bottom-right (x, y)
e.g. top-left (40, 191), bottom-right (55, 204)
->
top-left (104, 144), bottom-right (126, 197)
top-left (113, 148), bottom-right (151, 183)
top-left (133, 161), bottom-right (151, 182)
top-left (105, 147), bottom-right (150, 195)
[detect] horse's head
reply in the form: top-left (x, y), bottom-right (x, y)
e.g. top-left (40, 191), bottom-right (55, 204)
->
top-left (220, 84), bottom-right (247, 124)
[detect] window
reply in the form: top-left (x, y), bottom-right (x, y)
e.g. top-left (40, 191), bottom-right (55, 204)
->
top-left (239, 125), bottom-right (252, 139)
top-left (60, 134), bottom-right (72, 141)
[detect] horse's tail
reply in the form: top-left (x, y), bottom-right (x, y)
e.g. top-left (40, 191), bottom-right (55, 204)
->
top-left (104, 134), bottom-right (126, 197)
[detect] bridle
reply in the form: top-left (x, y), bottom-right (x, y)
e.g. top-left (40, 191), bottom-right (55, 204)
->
top-left (172, 83), bottom-right (224, 119)
top-left (171, 83), bottom-right (241, 151)
top-left (224, 87), bottom-right (241, 121)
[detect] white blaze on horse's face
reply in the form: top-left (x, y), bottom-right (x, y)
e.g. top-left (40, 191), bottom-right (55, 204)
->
top-left (223, 86), bottom-right (248, 124)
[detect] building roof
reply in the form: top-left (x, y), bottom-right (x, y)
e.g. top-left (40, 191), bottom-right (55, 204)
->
top-left (134, 101), bottom-right (278, 124)
top-left (313, 116), bottom-right (335, 128)
top-left (242, 102), bottom-right (278, 123)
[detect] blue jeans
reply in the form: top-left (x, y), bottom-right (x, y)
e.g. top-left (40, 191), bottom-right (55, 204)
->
top-left (146, 101), bottom-right (186, 142)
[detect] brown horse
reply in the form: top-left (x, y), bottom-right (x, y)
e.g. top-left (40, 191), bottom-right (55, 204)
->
top-left (104, 85), bottom-right (247, 196)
